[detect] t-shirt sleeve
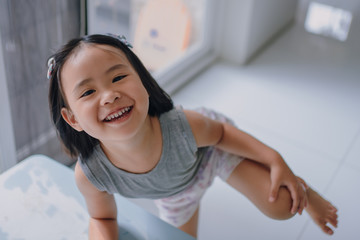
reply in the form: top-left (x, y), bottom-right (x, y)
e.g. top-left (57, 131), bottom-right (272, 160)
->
top-left (175, 107), bottom-right (198, 154)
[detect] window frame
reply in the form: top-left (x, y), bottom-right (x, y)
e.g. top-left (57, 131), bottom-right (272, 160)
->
top-left (0, 31), bottom-right (17, 173)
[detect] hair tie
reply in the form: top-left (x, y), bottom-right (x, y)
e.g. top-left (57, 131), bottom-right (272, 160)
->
top-left (47, 57), bottom-right (55, 80)
top-left (107, 33), bottom-right (133, 48)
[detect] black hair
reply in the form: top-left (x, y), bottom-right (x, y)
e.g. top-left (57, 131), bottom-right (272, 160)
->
top-left (48, 34), bottom-right (173, 159)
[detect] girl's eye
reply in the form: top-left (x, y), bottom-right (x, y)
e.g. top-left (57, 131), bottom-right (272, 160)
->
top-left (80, 89), bottom-right (95, 98)
top-left (113, 75), bottom-right (126, 83)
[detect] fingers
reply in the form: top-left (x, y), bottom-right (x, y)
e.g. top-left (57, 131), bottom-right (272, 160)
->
top-left (291, 178), bottom-right (309, 215)
top-left (296, 176), bottom-right (309, 190)
top-left (298, 182), bottom-right (308, 212)
top-left (290, 183), bottom-right (309, 214)
top-left (268, 182), bottom-right (280, 202)
top-left (288, 184), bottom-right (300, 214)
top-left (297, 195), bottom-right (306, 215)
top-left (269, 178), bottom-right (307, 216)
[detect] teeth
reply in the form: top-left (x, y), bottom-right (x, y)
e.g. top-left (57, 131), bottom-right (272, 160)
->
top-left (105, 107), bottom-right (131, 121)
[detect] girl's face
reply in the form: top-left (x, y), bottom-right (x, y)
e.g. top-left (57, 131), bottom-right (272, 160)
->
top-left (60, 44), bottom-right (150, 144)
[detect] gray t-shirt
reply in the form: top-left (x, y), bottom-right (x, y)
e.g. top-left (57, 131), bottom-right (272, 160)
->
top-left (79, 108), bottom-right (209, 199)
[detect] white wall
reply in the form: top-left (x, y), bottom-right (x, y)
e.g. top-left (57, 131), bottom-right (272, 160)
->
top-left (215, 0), bottom-right (298, 65)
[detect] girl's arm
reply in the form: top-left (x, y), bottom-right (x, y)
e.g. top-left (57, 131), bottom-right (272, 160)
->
top-left (74, 162), bottom-right (118, 240)
top-left (184, 110), bottom-right (305, 214)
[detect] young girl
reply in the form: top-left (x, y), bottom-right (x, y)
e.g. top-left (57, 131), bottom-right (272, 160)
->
top-left (47, 34), bottom-right (338, 239)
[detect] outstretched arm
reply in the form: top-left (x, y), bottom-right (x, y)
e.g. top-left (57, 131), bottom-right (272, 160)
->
top-left (184, 109), bottom-right (306, 215)
top-left (75, 162), bottom-right (118, 240)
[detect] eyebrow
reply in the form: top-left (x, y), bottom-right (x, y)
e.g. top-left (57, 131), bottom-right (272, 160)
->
top-left (105, 63), bottom-right (127, 74)
top-left (72, 64), bottom-right (127, 94)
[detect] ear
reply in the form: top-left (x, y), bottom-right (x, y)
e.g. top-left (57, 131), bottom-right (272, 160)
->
top-left (61, 108), bottom-right (83, 132)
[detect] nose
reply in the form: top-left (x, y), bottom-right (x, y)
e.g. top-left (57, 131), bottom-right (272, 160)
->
top-left (100, 89), bottom-right (121, 106)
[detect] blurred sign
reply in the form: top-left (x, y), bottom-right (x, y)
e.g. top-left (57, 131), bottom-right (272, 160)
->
top-left (133, 0), bottom-right (191, 71)
top-left (305, 2), bottom-right (352, 41)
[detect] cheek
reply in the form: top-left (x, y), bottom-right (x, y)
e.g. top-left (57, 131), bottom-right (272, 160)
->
top-left (131, 85), bottom-right (150, 115)
top-left (139, 87), bottom-right (150, 110)
top-left (137, 82), bottom-right (149, 98)
top-left (73, 103), bottom-right (98, 123)
top-left (129, 81), bottom-right (149, 103)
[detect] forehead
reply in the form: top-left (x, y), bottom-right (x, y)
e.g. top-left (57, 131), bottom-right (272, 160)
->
top-left (60, 44), bottom-right (134, 84)
top-left (67, 43), bottom-right (130, 66)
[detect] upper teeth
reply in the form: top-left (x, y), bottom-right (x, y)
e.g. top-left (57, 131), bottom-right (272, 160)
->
top-left (105, 107), bottom-right (131, 121)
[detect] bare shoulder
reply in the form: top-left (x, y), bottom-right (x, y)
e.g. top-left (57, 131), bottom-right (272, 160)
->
top-left (74, 161), bottom-right (117, 219)
top-left (183, 109), bottom-right (224, 147)
top-left (182, 109), bottom-right (207, 128)
top-left (74, 161), bottom-right (98, 195)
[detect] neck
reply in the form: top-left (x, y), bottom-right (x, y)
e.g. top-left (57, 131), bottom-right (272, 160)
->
top-left (100, 115), bottom-right (162, 173)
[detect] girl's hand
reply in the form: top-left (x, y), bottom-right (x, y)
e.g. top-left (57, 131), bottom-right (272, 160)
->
top-left (268, 159), bottom-right (308, 215)
top-left (296, 176), bottom-right (309, 212)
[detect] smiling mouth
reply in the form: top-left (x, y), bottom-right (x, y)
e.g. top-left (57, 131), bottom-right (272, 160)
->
top-left (103, 106), bottom-right (133, 122)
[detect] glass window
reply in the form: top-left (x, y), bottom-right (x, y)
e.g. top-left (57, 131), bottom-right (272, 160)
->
top-left (0, 32), bottom-right (17, 172)
top-left (86, 0), bottom-right (212, 90)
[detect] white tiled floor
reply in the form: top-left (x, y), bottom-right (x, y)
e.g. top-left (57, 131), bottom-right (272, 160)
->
top-left (170, 24), bottom-right (360, 239)
top-left (131, 24), bottom-right (360, 239)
